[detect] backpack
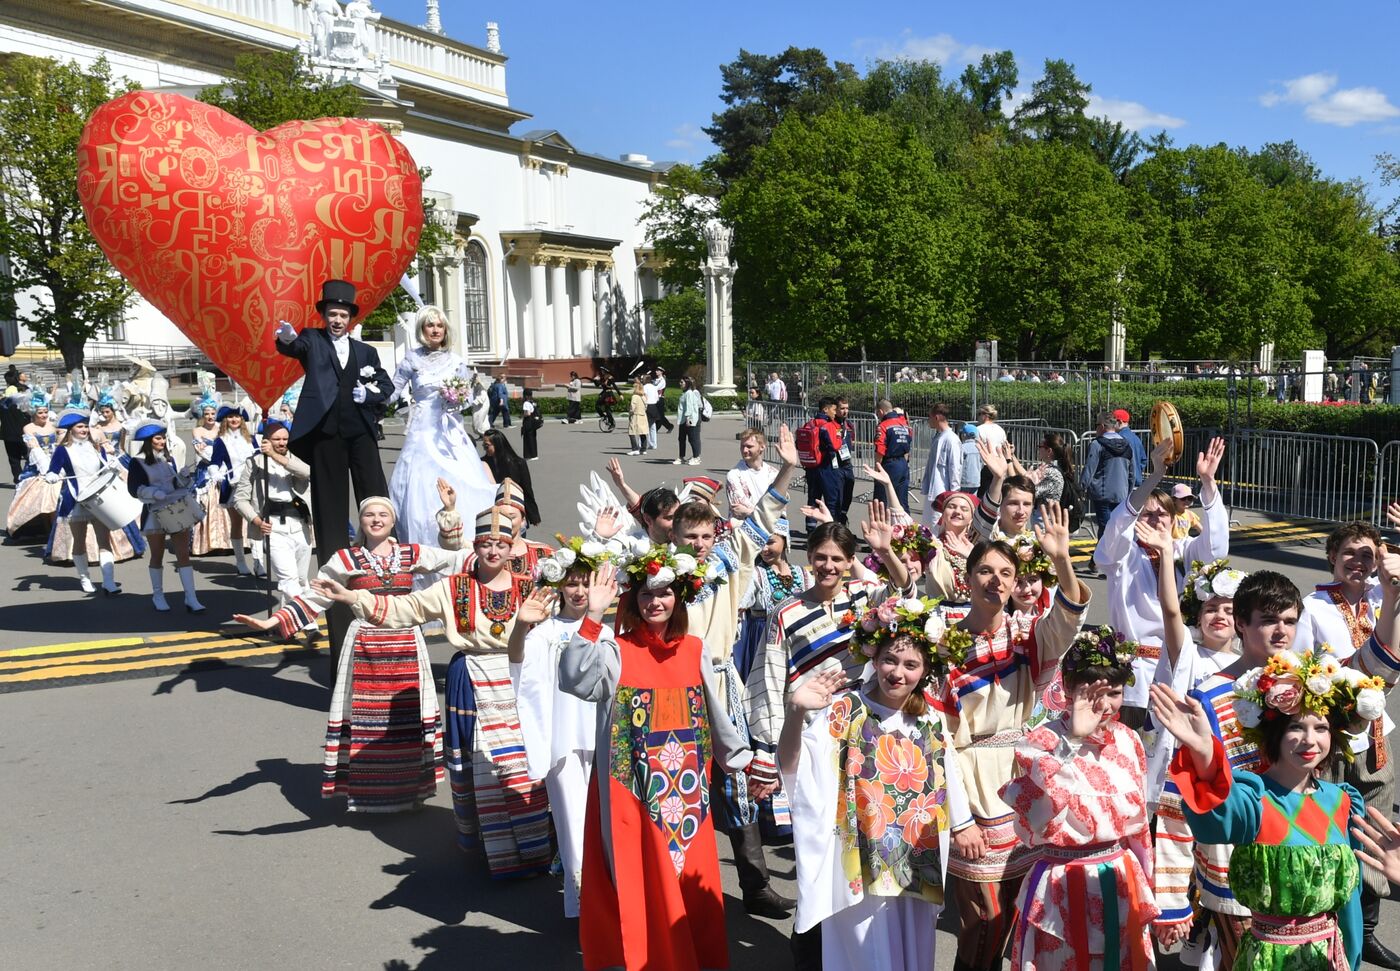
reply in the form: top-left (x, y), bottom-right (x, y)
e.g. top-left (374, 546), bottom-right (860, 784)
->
top-left (1059, 472), bottom-right (1084, 533)
top-left (882, 419), bottom-right (911, 460)
top-left (795, 419), bottom-right (824, 469)
top-left (700, 395), bottom-right (713, 422)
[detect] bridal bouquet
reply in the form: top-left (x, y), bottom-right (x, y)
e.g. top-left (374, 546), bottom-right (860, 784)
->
top-left (439, 376), bottom-right (478, 417)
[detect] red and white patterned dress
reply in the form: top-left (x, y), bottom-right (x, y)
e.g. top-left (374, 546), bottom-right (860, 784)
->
top-left (1001, 718), bottom-right (1157, 970)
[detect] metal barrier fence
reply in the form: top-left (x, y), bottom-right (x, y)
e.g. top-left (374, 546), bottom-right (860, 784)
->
top-left (751, 401), bottom-right (1400, 527)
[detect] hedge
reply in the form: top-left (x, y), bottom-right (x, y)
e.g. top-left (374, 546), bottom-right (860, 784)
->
top-left (809, 381), bottom-right (1400, 443)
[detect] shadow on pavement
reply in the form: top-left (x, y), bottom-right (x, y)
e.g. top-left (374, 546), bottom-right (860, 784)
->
top-left (153, 654), bottom-right (332, 709)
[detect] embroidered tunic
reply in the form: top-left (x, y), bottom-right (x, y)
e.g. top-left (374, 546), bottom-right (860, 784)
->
top-left (560, 619), bottom-right (751, 971)
top-left (1171, 738), bottom-right (1363, 971)
top-left (939, 588), bottom-right (1091, 883)
top-left (782, 686), bottom-right (969, 971)
top-left (1001, 718), bottom-right (1158, 970)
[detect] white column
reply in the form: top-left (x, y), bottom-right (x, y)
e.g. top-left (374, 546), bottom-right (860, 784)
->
top-left (596, 266), bottom-right (613, 358)
top-left (529, 257), bottom-right (552, 358)
top-left (578, 262), bottom-right (597, 357)
top-left (550, 258), bottom-right (571, 358)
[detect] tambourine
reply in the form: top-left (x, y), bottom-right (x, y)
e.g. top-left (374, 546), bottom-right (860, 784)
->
top-left (1150, 400), bottom-right (1184, 465)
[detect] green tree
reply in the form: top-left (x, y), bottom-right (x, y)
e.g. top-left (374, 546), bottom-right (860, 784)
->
top-left (959, 51), bottom-right (1019, 130)
top-left (703, 47), bottom-right (857, 183)
top-left (967, 140), bottom-right (1141, 358)
top-left (201, 51), bottom-right (449, 340)
top-left (1128, 144), bottom-right (1312, 358)
top-left (723, 107), bottom-right (980, 360)
top-left (845, 59), bottom-right (975, 167)
top-left (1013, 58), bottom-right (1092, 147)
top-left (0, 56), bottom-right (136, 370)
top-left (645, 289), bottom-right (707, 374)
top-left (1086, 116), bottom-right (1143, 182)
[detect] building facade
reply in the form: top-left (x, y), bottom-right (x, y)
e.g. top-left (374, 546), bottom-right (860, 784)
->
top-left (1, 0), bottom-right (673, 383)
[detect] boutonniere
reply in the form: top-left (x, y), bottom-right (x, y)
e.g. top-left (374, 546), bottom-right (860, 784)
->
top-left (359, 366), bottom-right (375, 379)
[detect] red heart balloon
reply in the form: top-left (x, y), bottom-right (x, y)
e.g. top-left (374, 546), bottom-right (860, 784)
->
top-left (76, 91), bottom-right (424, 409)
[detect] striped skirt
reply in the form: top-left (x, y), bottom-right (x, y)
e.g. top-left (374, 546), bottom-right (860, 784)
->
top-left (444, 650), bottom-right (553, 879)
top-left (323, 620), bottom-right (443, 813)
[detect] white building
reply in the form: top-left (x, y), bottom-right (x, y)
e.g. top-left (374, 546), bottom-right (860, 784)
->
top-left (1, 0), bottom-right (675, 384)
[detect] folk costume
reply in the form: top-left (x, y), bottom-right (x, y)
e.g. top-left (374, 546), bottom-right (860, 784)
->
top-left (231, 428), bottom-right (314, 614)
top-left (7, 403), bottom-right (60, 537)
top-left (783, 685), bottom-right (969, 971)
top-left (349, 508), bottom-right (551, 878)
top-left (436, 479), bottom-right (552, 582)
top-left (274, 501), bottom-right (456, 813)
top-left (207, 407), bottom-right (261, 574)
top-left (188, 405), bottom-right (233, 557)
top-left (559, 614), bottom-right (752, 971)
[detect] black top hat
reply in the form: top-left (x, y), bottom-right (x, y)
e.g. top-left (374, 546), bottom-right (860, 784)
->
top-left (316, 279), bottom-right (360, 317)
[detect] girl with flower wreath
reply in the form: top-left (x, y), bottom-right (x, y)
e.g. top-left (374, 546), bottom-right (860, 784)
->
top-left (934, 500), bottom-right (1090, 971)
top-left (559, 553), bottom-right (754, 971)
top-left (235, 497), bottom-right (461, 814)
top-left (778, 596), bottom-right (971, 971)
top-left (1150, 562), bottom-right (1400, 968)
top-left (310, 506), bottom-right (551, 878)
top-left (1006, 530), bottom-right (1057, 621)
top-left (1150, 653), bottom-right (1386, 971)
top-left (508, 537), bottom-right (616, 917)
top-left (865, 463), bottom-right (974, 617)
top-left (1000, 626), bottom-right (1159, 971)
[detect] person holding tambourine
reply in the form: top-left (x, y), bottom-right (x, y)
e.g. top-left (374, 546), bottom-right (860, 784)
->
top-left (127, 422), bottom-right (205, 614)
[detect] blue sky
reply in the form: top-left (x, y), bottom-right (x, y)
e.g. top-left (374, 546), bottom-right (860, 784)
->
top-left (381, 0), bottom-right (1400, 202)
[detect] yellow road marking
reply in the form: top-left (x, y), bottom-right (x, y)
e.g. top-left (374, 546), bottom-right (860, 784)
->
top-left (0, 636), bottom-right (266, 672)
top-left (2, 621), bottom-right (327, 659)
top-left (0, 642), bottom-right (325, 684)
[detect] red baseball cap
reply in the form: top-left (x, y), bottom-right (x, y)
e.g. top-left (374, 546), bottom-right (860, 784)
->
top-left (1112, 408), bottom-right (1131, 423)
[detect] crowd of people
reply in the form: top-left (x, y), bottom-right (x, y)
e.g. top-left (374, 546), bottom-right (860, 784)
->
top-left (9, 284), bottom-right (1400, 971)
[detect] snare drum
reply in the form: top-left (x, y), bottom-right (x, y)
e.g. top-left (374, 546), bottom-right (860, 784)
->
top-left (76, 465), bottom-right (144, 531)
top-left (152, 490), bottom-right (206, 534)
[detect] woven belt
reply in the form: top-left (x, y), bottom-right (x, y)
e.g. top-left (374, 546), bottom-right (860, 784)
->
top-left (967, 728), bottom-right (1025, 749)
top-left (1135, 644), bottom-right (1162, 661)
top-left (1250, 912), bottom-right (1340, 948)
top-left (1040, 841), bottom-right (1125, 864)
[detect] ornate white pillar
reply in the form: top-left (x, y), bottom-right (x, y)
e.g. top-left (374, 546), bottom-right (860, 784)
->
top-left (529, 256), bottom-right (552, 358)
top-left (701, 219), bottom-right (738, 399)
top-left (596, 265), bottom-right (613, 358)
top-left (578, 262), bottom-right (598, 357)
top-left (550, 258), bottom-right (571, 358)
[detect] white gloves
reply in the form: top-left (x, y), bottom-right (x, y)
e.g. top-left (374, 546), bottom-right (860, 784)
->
top-left (152, 489), bottom-right (168, 502)
top-left (352, 384), bottom-right (368, 404)
top-left (274, 321), bottom-right (296, 344)
top-left (43, 471), bottom-right (60, 484)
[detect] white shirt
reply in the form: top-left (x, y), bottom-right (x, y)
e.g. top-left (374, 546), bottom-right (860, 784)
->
top-left (1294, 580), bottom-right (1391, 745)
top-left (726, 461), bottom-right (778, 513)
top-left (766, 378), bottom-right (786, 401)
top-left (641, 382), bottom-right (659, 405)
top-left (974, 421), bottom-right (1007, 450)
top-left (652, 375), bottom-right (667, 393)
top-left (330, 333), bottom-right (349, 368)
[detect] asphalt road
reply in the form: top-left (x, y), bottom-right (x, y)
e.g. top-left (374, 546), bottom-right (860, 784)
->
top-left (2, 412), bottom-right (1397, 970)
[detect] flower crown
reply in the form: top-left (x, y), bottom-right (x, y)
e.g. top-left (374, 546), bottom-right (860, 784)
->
top-left (840, 595), bottom-right (966, 678)
top-left (1181, 558), bottom-right (1248, 626)
top-left (1232, 645), bottom-right (1386, 758)
top-left (623, 543), bottom-right (710, 602)
top-left (860, 523), bottom-right (937, 578)
top-left (1010, 532), bottom-right (1056, 583)
top-left (536, 534), bottom-right (623, 586)
top-left (1062, 625), bottom-right (1138, 686)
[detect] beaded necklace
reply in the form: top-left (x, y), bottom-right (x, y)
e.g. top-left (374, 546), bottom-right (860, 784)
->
top-left (762, 562), bottom-right (799, 604)
top-left (358, 543), bottom-right (401, 587)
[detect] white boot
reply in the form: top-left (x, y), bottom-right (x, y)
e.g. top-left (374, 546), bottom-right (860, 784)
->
top-left (149, 566), bottom-right (170, 612)
top-left (99, 549), bottom-right (121, 595)
top-left (250, 542), bottom-right (266, 577)
top-left (233, 545), bottom-right (250, 575)
top-left (179, 565), bottom-right (205, 614)
top-left (73, 553), bottom-right (95, 594)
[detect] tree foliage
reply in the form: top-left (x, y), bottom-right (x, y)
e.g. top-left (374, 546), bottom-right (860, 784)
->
top-left (0, 56), bottom-right (137, 370)
top-left (1012, 58), bottom-right (1092, 148)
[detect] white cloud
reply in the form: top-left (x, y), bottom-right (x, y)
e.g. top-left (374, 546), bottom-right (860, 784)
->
top-left (860, 30), bottom-right (994, 68)
top-left (1088, 95), bottom-right (1186, 131)
top-left (664, 121), bottom-right (704, 153)
top-left (1260, 73), bottom-right (1400, 127)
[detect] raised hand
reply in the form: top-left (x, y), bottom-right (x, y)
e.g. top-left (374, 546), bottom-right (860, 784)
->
top-left (1352, 805), bottom-right (1400, 885)
top-left (977, 437), bottom-right (1008, 480)
top-left (436, 477), bottom-right (457, 512)
top-left (1148, 684), bottom-right (1214, 757)
top-left (595, 506), bottom-right (624, 540)
top-left (606, 456), bottom-right (627, 491)
top-left (1387, 500), bottom-right (1400, 530)
top-left (1068, 680), bottom-right (1114, 738)
top-left (862, 462), bottom-right (891, 486)
top-left (586, 562), bottom-right (620, 618)
top-left (310, 576), bottom-right (356, 605)
top-left (800, 498), bottom-right (833, 524)
top-left (1196, 436), bottom-right (1226, 483)
top-left (775, 423), bottom-right (799, 468)
top-left (517, 586), bottom-right (558, 625)
top-left (863, 499), bottom-right (895, 553)
top-left (1149, 437), bottom-right (1175, 476)
top-left (1134, 517), bottom-right (1173, 556)
top-left (1033, 500), bottom-right (1070, 560)
top-left (787, 668), bottom-right (848, 713)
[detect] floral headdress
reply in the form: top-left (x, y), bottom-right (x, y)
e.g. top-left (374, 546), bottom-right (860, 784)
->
top-left (1061, 625), bottom-right (1138, 686)
top-left (536, 534), bottom-right (623, 586)
top-left (1009, 532), bottom-right (1056, 583)
top-left (623, 543), bottom-right (710, 602)
top-left (1232, 645), bottom-right (1386, 760)
top-left (1181, 558), bottom-right (1248, 626)
top-left (842, 595), bottom-right (966, 678)
top-left (861, 522), bottom-right (937, 578)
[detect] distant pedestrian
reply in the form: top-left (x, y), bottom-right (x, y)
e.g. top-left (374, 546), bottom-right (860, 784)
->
top-left (1081, 412), bottom-right (1134, 547)
top-left (726, 428), bottom-right (776, 516)
top-left (765, 371), bottom-right (786, 402)
top-left (744, 387), bottom-right (765, 432)
top-left (674, 377), bottom-right (703, 466)
top-left (833, 396), bottom-right (856, 522)
top-left (565, 371), bottom-right (582, 424)
top-left (919, 402), bottom-right (961, 526)
top-left (1112, 408), bottom-right (1145, 486)
top-left (642, 372), bottom-right (661, 450)
top-left (520, 389), bottom-right (542, 461)
top-left (481, 429), bottom-right (540, 528)
top-left (488, 376), bottom-right (511, 427)
top-left (1, 386), bottom-right (31, 483)
top-left (626, 380), bottom-right (649, 455)
top-left (872, 398), bottom-right (912, 513)
top-left (958, 423), bottom-right (982, 493)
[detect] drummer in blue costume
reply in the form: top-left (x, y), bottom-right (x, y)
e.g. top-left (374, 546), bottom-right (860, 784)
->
top-left (47, 409), bottom-right (124, 596)
top-left (127, 422), bottom-right (206, 614)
